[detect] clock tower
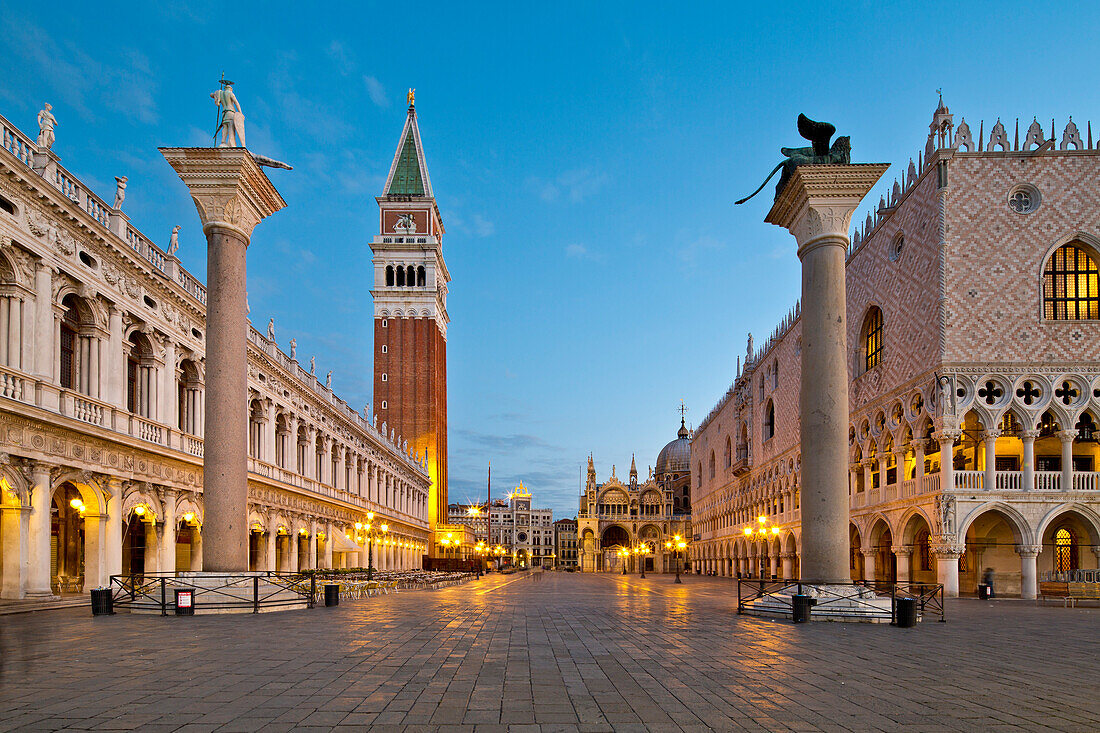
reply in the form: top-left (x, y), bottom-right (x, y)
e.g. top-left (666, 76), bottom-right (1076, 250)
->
top-left (371, 91), bottom-right (451, 541)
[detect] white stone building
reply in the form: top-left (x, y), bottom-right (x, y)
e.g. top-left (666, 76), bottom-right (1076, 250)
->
top-left (450, 487), bottom-right (554, 567)
top-left (690, 98), bottom-right (1100, 599)
top-left (0, 109), bottom-right (431, 599)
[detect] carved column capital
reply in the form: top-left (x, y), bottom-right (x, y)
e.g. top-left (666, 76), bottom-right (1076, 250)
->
top-left (1015, 544), bottom-right (1042, 558)
top-left (159, 147), bottom-right (286, 241)
top-left (765, 163), bottom-right (890, 250)
top-left (1020, 429), bottom-right (1041, 441)
top-left (1056, 430), bottom-right (1077, 444)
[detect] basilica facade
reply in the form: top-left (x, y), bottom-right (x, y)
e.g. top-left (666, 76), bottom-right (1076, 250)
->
top-left (691, 98), bottom-right (1100, 598)
top-left (577, 421), bottom-right (693, 573)
top-left (0, 106), bottom-right (432, 599)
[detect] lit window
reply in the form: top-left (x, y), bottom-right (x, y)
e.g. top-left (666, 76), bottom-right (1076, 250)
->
top-left (863, 307), bottom-right (883, 372)
top-left (1055, 527), bottom-right (1077, 573)
top-left (1044, 243), bottom-right (1099, 320)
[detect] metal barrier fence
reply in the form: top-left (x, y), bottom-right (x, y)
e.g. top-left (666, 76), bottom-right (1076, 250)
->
top-left (1041, 569), bottom-right (1100, 583)
top-left (736, 578), bottom-right (945, 622)
top-left (109, 572), bottom-right (315, 615)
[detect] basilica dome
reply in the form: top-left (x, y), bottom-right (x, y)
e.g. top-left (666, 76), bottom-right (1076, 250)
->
top-left (655, 418), bottom-right (691, 476)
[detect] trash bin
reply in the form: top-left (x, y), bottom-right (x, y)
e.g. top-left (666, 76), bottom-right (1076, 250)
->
top-left (978, 584), bottom-right (991, 600)
top-left (324, 584), bottom-right (340, 607)
top-left (175, 588), bottom-right (195, 616)
top-left (895, 597), bottom-right (917, 627)
top-left (792, 594), bottom-right (815, 623)
top-left (90, 588), bottom-right (113, 616)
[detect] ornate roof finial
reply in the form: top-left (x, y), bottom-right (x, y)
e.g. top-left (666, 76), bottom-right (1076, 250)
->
top-left (407, 88), bottom-right (415, 108)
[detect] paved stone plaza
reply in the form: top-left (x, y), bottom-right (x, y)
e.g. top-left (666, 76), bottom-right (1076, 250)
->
top-left (2, 573), bottom-right (1098, 732)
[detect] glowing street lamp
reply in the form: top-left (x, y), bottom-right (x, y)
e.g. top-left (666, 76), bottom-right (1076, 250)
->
top-left (665, 534), bottom-right (689, 583)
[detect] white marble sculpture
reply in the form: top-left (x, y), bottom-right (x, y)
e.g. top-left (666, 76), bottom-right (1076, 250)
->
top-left (211, 83), bottom-right (246, 148)
top-left (326, 371), bottom-right (332, 389)
top-left (167, 225), bottom-right (181, 256)
top-left (113, 176), bottom-right (128, 209)
top-left (289, 338), bottom-right (296, 359)
top-left (309, 356), bottom-right (315, 375)
top-left (36, 103), bottom-right (57, 149)
top-left (267, 318), bottom-right (275, 341)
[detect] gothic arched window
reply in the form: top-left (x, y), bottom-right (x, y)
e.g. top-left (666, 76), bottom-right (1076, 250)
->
top-left (1044, 243), bottom-right (1099, 320)
top-left (763, 400), bottom-right (775, 440)
top-left (1055, 527), bottom-right (1078, 572)
top-left (862, 306), bottom-right (883, 373)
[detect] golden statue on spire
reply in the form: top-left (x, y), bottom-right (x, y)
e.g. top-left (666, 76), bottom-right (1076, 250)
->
top-left (407, 88), bottom-right (415, 107)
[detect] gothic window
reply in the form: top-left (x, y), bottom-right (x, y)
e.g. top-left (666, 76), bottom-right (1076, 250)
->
top-left (1054, 527), bottom-right (1078, 572)
top-left (862, 306), bottom-right (883, 372)
top-left (725, 437), bottom-right (732, 468)
top-left (916, 529), bottom-right (932, 571)
top-left (763, 400), bottom-right (775, 440)
top-left (1044, 243), bottom-right (1099, 320)
top-left (385, 265), bottom-right (394, 286)
top-left (772, 361), bottom-right (779, 389)
top-left (709, 451), bottom-right (716, 478)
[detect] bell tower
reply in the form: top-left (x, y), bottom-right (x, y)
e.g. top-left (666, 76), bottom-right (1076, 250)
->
top-left (371, 89), bottom-right (451, 540)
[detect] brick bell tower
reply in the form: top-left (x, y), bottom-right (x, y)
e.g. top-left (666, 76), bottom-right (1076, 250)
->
top-left (371, 89), bottom-right (451, 544)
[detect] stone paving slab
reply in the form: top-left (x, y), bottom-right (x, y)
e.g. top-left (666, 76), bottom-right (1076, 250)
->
top-left (2, 572), bottom-right (1099, 731)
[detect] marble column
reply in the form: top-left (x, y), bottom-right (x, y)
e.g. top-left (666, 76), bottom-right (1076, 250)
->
top-left (1017, 545), bottom-right (1040, 599)
top-left (892, 545), bottom-right (910, 584)
top-left (1, 504), bottom-right (28, 598)
top-left (160, 147), bottom-right (285, 572)
top-left (160, 489), bottom-right (176, 574)
top-left (26, 462), bottom-right (54, 597)
top-left (861, 550), bottom-right (876, 584)
top-left (1057, 430), bottom-right (1075, 490)
top-left (323, 524), bottom-right (333, 569)
top-left (764, 162), bottom-right (887, 584)
top-left (938, 431), bottom-right (959, 492)
top-left (935, 547), bottom-right (962, 598)
top-left (82, 511), bottom-right (106, 591)
top-left (983, 430), bottom-right (1001, 490)
top-left (1021, 429), bottom-right (1039, 491)
top-left (308, 521), bottom-right (317, 570)
top-left (103, 480), bottom-right (123, 582)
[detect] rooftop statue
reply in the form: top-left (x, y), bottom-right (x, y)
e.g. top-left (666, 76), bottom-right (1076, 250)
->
top-left (36, 103), bottom-right (57, 149)
top-left (735, 114), bottom-right (851, 205)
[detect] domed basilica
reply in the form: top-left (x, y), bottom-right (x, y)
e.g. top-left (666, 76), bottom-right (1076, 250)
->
top-left (577, 419), bottom-right (694, 573)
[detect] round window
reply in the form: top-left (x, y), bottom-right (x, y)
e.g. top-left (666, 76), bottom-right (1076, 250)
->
top-left (517, 532), bottom-right (527, 543)
top-left (889, 233), bottom-right (904, 262)
top-left (1008, 184), bottom-right (1040, 214)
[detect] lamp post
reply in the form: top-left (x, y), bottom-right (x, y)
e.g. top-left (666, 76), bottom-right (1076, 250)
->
top-left (617, 547), bottom-right (628, 575)
top-left (636, 543), bottom-right (650, 579)
top-left (364, 513), bottom-right (387, 581)
top-left (665, 534), bottom-right (688, 583)
top-left (743, 515), bottom-right (782, 585)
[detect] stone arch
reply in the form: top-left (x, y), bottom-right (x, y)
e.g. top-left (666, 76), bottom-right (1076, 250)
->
top-left (898, 506), bottom-right (935, 545)
top-left (958, 502), bottom-right (1035, 546)
top-left (0, 463), bottom-right (29, 506)
top-left (1035, 503), bottom-right (1100, 548)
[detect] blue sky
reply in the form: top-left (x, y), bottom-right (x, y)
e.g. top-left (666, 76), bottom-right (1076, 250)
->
top-left (2, 1), bottom-right (1097, 518)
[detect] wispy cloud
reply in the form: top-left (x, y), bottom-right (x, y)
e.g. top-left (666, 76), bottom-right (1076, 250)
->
top-left (678, 233), bottom-right (725, 265)
top-left (528, 168), bottom-right (608, 203)
top-left (472, 214), bottom-right (495, 237)
top-left (364, 76), bottom-right (389, 108)
top-left (452, 428), bottom-right (558, 452)
top-left (565, 243), bottom-right (602, 261)
top-left (2, 18), bottom-right (158, 124)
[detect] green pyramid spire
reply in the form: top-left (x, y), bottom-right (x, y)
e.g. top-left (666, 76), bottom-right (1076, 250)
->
top-left (388, 129), bottom-right (425, 196)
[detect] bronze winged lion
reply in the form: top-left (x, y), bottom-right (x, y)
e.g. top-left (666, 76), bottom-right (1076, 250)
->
top-left (735, 114), bottom-right (851, 205)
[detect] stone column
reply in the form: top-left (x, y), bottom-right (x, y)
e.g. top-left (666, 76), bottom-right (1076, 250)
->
top-left (938, 431), bottom-right (959, 492)
top-left (1017, 545), bottom-right (1040, 600)
top-left (983, 430), bottom-right (1000, 490)
top-left (308, 521), bottom-right (318, 570)
top-left (912, 440), bottom-right (926, 481)
top-left (264, 399), bottom-right (277, 466)
top-left (159, 337), bottom-right (176, 434)
top-left (861, 460), bottom-right (872, 494)
top-left (892, 545), bottom-right (910, 583)
top-left (1057, 430), bottom-right (1075, 490)
top-left (26, 462), bottom-right (55, 597)
top-left (861, 550), bottom-right (876, 584)
top-left (160, 147), bottom-right (285, 573)
top-left (1021, 429), bottom-right (1038, 491)
top-left (106, 307), bottom-right (125, 412)
top-left (104, 478), bottom-right (123, 580)
top-left (82, 511), bottom-right (106, 591)
top-left (190, 526), bottom-right (203, 571)
top-left (781, 552), bottom-right (794, 580)
top-left (1, 504), bottom-right (28, 599)
top-left (160, 489), bottom-right (177, 574)
top-left (323, 524), bottom-right (333, 569)
top-left (764, 163), bottom-right (886, 583)
top-left (289, 529), bottom-right (300, 572)
top-left (934, 545), bottom-right (962, 598)
top-left (876, 455), bottom-right (887, 492)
